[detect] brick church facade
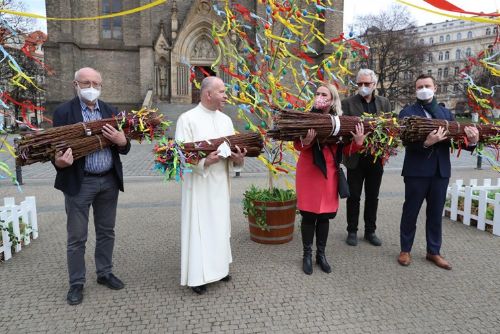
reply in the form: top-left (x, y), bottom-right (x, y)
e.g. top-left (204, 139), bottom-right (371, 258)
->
top-left (44, 0), bottom-right (343, 112)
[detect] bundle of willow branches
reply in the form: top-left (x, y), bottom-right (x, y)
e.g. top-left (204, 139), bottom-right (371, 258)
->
top-left (182, 133), bottom-right (263, 157)
top-left (16, 108), bottom-right (169, 166)
top-left (154, 133), bottom-right (264, 181)
top-left (267, 110), bottom-right (402, 164)
top-left (401, 116), bottom-right (500, 144)
top-left (267, 110), bottom-right (365, 141)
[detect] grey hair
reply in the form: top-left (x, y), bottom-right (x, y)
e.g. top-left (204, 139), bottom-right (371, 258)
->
top-left (200, 76), bottom-right (222, 95)
top-left (356, 69), bottom-right (378, 85)
top-left (74, 67), bottom-right (102, 81)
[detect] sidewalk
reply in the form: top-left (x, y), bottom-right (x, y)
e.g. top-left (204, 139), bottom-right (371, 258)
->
top-left (0, 148), bottom-right (499, 333)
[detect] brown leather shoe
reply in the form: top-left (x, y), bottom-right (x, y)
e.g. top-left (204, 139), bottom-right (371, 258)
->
top-left (426, 254), bottom-right (452, 270)
top-left (397, 252), bottom-right (411, 266)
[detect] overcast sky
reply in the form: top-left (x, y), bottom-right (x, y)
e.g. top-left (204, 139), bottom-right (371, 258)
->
top-left (19, 0), bottom-right (500, 33)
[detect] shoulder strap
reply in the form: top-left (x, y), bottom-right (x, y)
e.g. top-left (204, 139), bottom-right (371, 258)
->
top-left (329, 143), bottom-right (343, 167)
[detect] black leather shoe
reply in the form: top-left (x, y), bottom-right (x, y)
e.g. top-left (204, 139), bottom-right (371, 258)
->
top-left (364, 233), bottom-right (382, 246)
top-left (67, 284), bottom-right (84, 305)
top-left (346, 232), bottom-right (358, 246)
top-left (191, 285), bottom-right (207, 295)
top-left (220, 275), bottom-right (231, 282)
top-left (97, 273), bottom-right (125, 290)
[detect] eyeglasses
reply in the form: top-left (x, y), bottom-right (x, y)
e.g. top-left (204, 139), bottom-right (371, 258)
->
top-left (357, 82), bottom-right (374, 87)
top-left (76, 80), bottom-right (102, 89)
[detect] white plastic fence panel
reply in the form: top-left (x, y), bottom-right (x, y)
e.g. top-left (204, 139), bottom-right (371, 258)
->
top-left (3, 197), bottom-right (21, 253)
top-left (463, 186), bottom-right (472, 226)
top-left (494, 193), bottom-right (500, 236)
top-left (0, 209), bottom-right (12, 261)
top-left (26, 196), bottom-right (38, 239)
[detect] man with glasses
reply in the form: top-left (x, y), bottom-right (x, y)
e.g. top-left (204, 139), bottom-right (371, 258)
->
top-left (341, 69), bottom-right (391, 247)
top-left (52, 67), bottom-right (131, 305)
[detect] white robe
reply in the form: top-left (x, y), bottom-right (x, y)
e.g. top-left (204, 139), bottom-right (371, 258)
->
top-left (175, 103), bottom-right (240, 287)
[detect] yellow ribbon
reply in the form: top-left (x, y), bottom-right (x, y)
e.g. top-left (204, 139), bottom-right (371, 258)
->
top-left (0, 0), bottom-right (167, 21)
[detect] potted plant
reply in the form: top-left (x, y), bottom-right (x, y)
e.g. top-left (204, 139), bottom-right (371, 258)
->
top-left (242, 185), bottom-right (296, 244)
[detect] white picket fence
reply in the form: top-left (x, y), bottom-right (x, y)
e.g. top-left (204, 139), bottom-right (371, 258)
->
top-left (443, 178), bottom-right (500, 236)
top-left (0, 197), bottom-right (38, 261)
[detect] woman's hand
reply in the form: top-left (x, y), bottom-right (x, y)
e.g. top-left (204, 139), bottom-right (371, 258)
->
top-left (301, 128), bottom-right (317, 146)
top-left (351, 122), bottom-right (368, 146)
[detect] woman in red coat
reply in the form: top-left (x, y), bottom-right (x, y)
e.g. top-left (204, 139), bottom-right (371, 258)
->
top-left (294, 83), bottom-right (366, 275)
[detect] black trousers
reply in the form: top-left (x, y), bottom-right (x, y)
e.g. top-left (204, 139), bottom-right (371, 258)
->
top-left (346, 155), bottom-right (384, 234)
top-left (400, 176), bottom-right (449, 255)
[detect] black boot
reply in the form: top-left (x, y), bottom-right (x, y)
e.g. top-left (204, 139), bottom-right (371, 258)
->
top-left (301, 221), bottom-right (315, 275)
top-left (316, 220), bottom-right (332, 273)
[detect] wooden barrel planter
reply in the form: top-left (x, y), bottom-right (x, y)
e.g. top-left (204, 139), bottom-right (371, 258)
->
top-left (248, 199), bottom-right (297, 244)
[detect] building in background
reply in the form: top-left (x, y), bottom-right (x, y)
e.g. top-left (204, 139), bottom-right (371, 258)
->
top-left (44, 0), bottom-right (344, 115)
top-left (0, 31), bottom-right (46, 130)
top-left (412, 19), bottom-right (497, 115)
top-left (350, 18), bottom-right (497, 114)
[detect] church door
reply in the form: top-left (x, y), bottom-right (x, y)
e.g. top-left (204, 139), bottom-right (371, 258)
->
top-left (191, 66), bottom-right (215, 103)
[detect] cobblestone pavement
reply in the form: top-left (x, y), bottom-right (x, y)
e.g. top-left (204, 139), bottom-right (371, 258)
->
top-left (1, 140), bottom-right (499, 333)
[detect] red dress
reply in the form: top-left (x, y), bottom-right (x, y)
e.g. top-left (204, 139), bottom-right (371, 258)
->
top-left (294, 140), bottom-right (361, 215)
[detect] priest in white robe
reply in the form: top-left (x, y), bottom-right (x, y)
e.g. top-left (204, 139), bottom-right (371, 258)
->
top-left (175, 76), bottom-right (246, 294)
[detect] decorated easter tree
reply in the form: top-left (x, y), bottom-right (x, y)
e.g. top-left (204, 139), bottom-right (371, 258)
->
top-left (211, 0), bottom-right (368, 190)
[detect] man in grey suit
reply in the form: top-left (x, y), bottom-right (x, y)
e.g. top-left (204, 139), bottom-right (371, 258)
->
top-left (341, 69), bottom-right (391, 247)
top-left (53, 67), bottom-right (131, 305)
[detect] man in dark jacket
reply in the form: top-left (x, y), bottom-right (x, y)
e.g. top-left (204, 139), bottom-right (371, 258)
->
top-left (53, 67), bottom-right (131, 305)
top-left (341, 69), bottom-right (391, 247)
top-left (398, 74), bottom-right (479, 270)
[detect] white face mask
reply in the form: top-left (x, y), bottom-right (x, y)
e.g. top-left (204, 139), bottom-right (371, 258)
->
top-left (416, 87), bottom-right (434, 101)
top-left (359, 86), bottom-right (373, 97)
top-left (78, 86), bottom-right (101, 102)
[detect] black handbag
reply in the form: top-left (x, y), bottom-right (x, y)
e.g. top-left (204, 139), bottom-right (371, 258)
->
top-left (334, 144), bottom-right (350, 199)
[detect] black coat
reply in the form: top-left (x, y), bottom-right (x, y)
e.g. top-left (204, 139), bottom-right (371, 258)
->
top-left (398, 102), bottom-right (453, 178)
top-left (52, 97), bottom-right (130, 196)
top-left (341, 94), bottom-right (391, 169)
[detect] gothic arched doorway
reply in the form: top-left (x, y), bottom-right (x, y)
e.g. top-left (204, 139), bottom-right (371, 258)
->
top-left (191, 66), bottom-right (215, 103)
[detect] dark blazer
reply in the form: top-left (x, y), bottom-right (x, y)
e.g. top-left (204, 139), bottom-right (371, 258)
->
top-left (52, 97), bottom-right (131, 196)
top-left (341, 94), bottom-right (391, 169)
top-left (398, 102), bottom-right (453, 178)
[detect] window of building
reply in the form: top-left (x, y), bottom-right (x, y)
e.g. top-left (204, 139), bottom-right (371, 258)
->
top-left (454, 67), bottom-right (459, 75)
top-left (429, 37), bottom-right (434, 44)
top-left (453, 84), bottom-right (459, 92)
top-left (445, 51), bottom-right (449, 60)
top-left (438, 68), bottom-right (442, 78)
top-left (456, 49), bottom-right (461, 59)
top-left (439, 35), bottom-right (444, 43)
top-left (446, 34), bottom-right (450, 42)
top-left (466, 47), bottom-right (472, 57)
top-left (419, 38), bottom-right (424, 44)
top-left (403, 71), bottom-right (408, 80)
top-left (438, 52), bottom-right (443, 61)
top-left (444, 67), bottom-right (448, 77)
top-left (437, 84), bottom-right (441, 93)
top-left (443, 84), bottom-right (448, 93)
top-left (427, 70), bottom-right (432, 76)
top-left (467, 31), bottom-right (473, 39)
top-left (486, 28), bottom-right (491, 35)
top-left (457, 32), bottom-right (461, 40)
top-left (101, 0), bottom-right (123, 40)
top-left (428, 53), bottom-right (433, 62)
top-left (494, 27), bottom-right (498, 34)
